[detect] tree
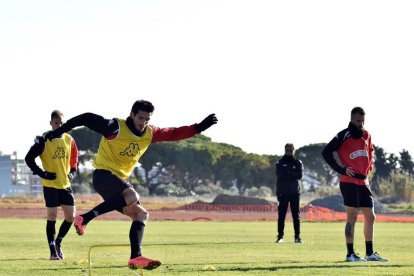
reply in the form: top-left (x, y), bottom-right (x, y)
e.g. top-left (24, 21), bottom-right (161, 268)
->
top-left (225, 153), bottom-right (272, 195)
top-left (70, 127), bottom-right (101, 152)
top-left (141, 135), bottom-right (218, 195)
top-left (211, 144), bottom-right (245, 189)
top-left (371, 145), bottom-right (399, 195)
top-left (399, 149), bottom-right (414, 176)
top-left (138, 142), bottom-right (177, 194)
top-left (260, 154), bottom-right (280, 193)
top-left (295, 143), bottom-right (337, 187)
top-left (170, 139), bottom-right (217, 194)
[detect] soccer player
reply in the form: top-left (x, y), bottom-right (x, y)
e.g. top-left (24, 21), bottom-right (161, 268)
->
top-left (25, 110), bottom-right (78, 260)
top-left (275, 143), bottom-right (303, 244)
top-left (322, 107), bottom-right (388, 262)
top-left (44, 100), bottom-right (218, 270)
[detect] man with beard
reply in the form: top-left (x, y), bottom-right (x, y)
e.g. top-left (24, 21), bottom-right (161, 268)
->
top-left (275, 143), bottom-right (303, 244)
top-left (43, 100), bottom-right (218, 271)
top-left (322, 107), bottom-right (388, 262)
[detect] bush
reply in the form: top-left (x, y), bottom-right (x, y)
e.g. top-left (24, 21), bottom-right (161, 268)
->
top-left (376, 178), bottom-right (394, 197)
top-left (72, 181), bottom-right (93, 194)
top-left (378, 173), bottom-right (414, 202)
top-left (135, 184), bottom-right (149, 197)
top-left (392, 173), bottom-right (414, 201)
top-left (154, 183), bottom-right (187, 196)
top-left (194, 184), bottom-right (225, 195)
top-left (315, 186), bottom-right (340, 197)
top-left (245, 186), bottom-right (273, 198)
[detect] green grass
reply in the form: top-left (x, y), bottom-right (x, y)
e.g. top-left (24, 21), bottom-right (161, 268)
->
top-left (0, 219), bottom-right (413, 275)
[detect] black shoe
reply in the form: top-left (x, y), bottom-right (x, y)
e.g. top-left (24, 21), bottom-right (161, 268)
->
top-left (294, 238), bottom-right (303, 244)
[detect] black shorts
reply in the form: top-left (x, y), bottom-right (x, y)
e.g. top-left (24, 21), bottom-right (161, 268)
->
top-left (340, 182), bottom-right (374, 208)
top-left (93, 169), bottom-right (133, 207)
top-left (43, 186), bottom-right (75, 208)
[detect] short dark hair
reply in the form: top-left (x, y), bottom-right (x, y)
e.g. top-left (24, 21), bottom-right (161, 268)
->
top-left (51, 110), bottom-right (63, 120)
top-left (285, 143), bottom-right (294, 150)
top-left (131, 100), bottom-right (155, 115)
top-left (351, 106), bottom-right (365, 116)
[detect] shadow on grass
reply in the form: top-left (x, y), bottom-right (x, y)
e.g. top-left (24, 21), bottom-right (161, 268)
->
top-left (144, 241), bottom-right (269, 246)
top-left (0, 258), bottom-right (49, 261)
top-left (1, 265), bottom-right (84, 272)
top-left (161, 262), bottom-right (407, 273)
top-left (3, 260), bottom-right (409, 274)
top-left (216, 263), bottom-right (405, 272)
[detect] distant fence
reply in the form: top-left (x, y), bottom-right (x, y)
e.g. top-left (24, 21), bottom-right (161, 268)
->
top-left (2, 203), bottom-right (413, 222)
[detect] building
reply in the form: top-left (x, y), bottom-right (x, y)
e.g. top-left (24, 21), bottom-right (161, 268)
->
top-left (0, 152), bottom-right (41, 197)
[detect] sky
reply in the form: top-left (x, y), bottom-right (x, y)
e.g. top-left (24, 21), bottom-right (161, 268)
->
top-left (1, 1), bottom-right (413, 159)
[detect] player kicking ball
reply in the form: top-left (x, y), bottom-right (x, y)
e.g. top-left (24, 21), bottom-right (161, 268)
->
top-left (45, 100), bottom-right (218, 270)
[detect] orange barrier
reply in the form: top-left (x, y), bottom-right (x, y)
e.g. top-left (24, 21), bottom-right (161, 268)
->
top-left (179, 203), bottom-right (414, 223)
top-left (181, 203), bottom-right (277, 212)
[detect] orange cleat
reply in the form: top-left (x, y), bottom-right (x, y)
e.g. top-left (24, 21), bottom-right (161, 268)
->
top-left (128, 255), bottom-right (161, 270)
top-left (74, 216), bottom-right (86, 235)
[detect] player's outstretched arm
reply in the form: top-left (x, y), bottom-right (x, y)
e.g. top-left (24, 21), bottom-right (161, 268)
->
top-left (45, 113), bottom-right (113, 141)
top-left (152, 113), bottom-right (218, 143)
top-left (195, 114), bottom-right (218, 133)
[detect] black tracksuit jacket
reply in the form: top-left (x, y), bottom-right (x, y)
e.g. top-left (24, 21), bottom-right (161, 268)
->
top-left (276, 155), bottom-right (303, 195)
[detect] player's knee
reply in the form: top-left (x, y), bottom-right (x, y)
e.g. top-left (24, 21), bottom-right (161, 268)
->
top-left (347, 212), bottom-right (358, 223)
top-left (125, 205), bottom-right (148, 221)
top-left (367, 212), bottom-right (376, 223)
top-left (47, 215), bottom-right (57, 221)
top-left (66, 215), bottom-right (74, 223)
top-left (47, 213), bottom-right (58, 221)
top-left (139, 209), bottom-right (149, 222)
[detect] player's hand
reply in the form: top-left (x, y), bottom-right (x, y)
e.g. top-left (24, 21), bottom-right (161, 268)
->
top-left (38, 170), bottom-right (57, 180)
top-left (195, 114), bottom-right (218, 133)
top-left (68, 172), bottom-right (74, 182)
top-left (68, 168), bottom-right (76, 182)
top-left (345, 167), bottom-right (355, 177)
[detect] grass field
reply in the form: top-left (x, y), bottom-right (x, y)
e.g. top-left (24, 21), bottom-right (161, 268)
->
top-left (0, 219), bottom-right (413, 276)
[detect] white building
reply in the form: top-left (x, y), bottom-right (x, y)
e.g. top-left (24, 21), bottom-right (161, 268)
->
top-left (0, 152), bottom-right (41, 197)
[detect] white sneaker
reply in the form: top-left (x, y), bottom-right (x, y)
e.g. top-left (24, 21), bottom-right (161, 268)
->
top-left (275, 238), bottom-right (284, 243)
top-left (365, 252), bottom-right (388, 262)
top-left (346, 253), bottom-right (367, 262)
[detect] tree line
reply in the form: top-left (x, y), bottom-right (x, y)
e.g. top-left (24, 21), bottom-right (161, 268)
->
top-left (71, 127), bottom-right (414, 201)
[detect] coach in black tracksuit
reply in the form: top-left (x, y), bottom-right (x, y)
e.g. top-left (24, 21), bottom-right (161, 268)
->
top-left (275, 143), bottom-right (303, 243)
